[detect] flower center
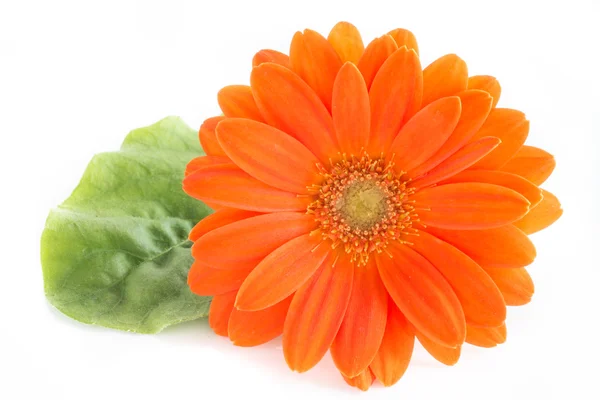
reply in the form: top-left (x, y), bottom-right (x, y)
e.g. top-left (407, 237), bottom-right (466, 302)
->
top-left (307, 154), bottom-right (416, 265)
top-left (336, 180), bottom-right (388, 231)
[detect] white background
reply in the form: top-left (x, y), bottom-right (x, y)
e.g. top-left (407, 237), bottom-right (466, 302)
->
top-left (1, 0), bottom-right (599, 398)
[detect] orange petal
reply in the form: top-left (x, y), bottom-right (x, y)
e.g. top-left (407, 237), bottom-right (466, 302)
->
top-left (422, 54), bottom-right (468, 106)
top-left (470, 108), bottom-right (529, 170)
top-left (188, 262), bottom-right (254, 296)
top-left (217, 85), bottom-right (264, 121)
top-left (228, 296), bottom-right (293, 347)
top-left (204, 202), bottom-right (223, 211)
top-left (216, 118), bottom-right (320, 194)
top-left (410, 231), bottom-right (506, 327)
top-left (387, 28), bottom-right (419, 55)
top-left (199, 116), bottom-right (227, 156)
top-left (331, 261), bottom-right (388, 378)
top-left (468, 75), bottom-right (501, 108)
top-left (376, 244), bottom-right (466, 348)
top-left (413, 182), bottom-right (530, 230)
top-left (192, 212), bottom-right (316, 270)
top-left (466, 323), bottom-right (507, 348)
top-left (327, 21), bottom-right (364, 63)
top-left (356, 34), bottom-right (397, 90)
top-left (441, 170), bottom-right (543, 208)
top-left (415, 330), bottom-right (461, 366)
top-left (283, 254), bottom-right (354, 372)
top-left (410, 137), bottom-right (501, 190)
top-left (183, 163), bottom-right (310, 212)
top-left (423, 225), bottom-right (536, 268)
top-left (289, 29), bottom-right (342, 111)
top-left (368, 46), bottom-right (422, 154)
top-left (252, 49), bottom-right (291, 69)
top-left (389, 96), bottom-right (462, 173)
top-left (514, 189), bottom-right (563, 234)
top-left (185, 155), bottom-right (231, 177)
top-left (251, 62), bottom-right (338, 164)
top-left (188, 208), bottom-right (261, 241)
top-left (483, 267), bottom-right (534, 306)
top-left (332, 62), bottom-right (371, 155)
top-left (342, 368), bottom-right (375, 392)
top-left (208, 291), bottom-right (236, 337)
top-left (370, 300), bottom-right (414, 386)
top-left (500, 145), bottom-right (556, 185)
top-left (235, 234), bottom-right (331, 311)
top-left (409, 90), bottom-right (493, 178)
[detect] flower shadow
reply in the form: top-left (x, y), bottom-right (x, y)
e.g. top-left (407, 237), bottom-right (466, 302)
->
top-left (46, 301), bottom-right (511, 392)
top-left (159, 319), bottom-right (358, 392)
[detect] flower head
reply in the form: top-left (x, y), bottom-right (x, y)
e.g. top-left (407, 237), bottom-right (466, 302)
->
top-left (183, 21), bottom-right (562, 390)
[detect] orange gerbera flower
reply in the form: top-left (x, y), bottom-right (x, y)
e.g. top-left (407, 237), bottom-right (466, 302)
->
top-left (183, 22), bottom-right (562, 391)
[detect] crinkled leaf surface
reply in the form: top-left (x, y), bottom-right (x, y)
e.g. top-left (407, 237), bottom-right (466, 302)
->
top-left (41, 117), bottom-right (213, 333)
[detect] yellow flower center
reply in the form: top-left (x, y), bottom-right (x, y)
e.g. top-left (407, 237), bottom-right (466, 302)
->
top-left (336, 180), bottom-right (388, 231)
top-left (307, 154), bottom-right (416, 265)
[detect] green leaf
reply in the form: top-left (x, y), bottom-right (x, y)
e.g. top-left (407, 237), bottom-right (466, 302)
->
top-left (41, 117), bottom-right (213, 334)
